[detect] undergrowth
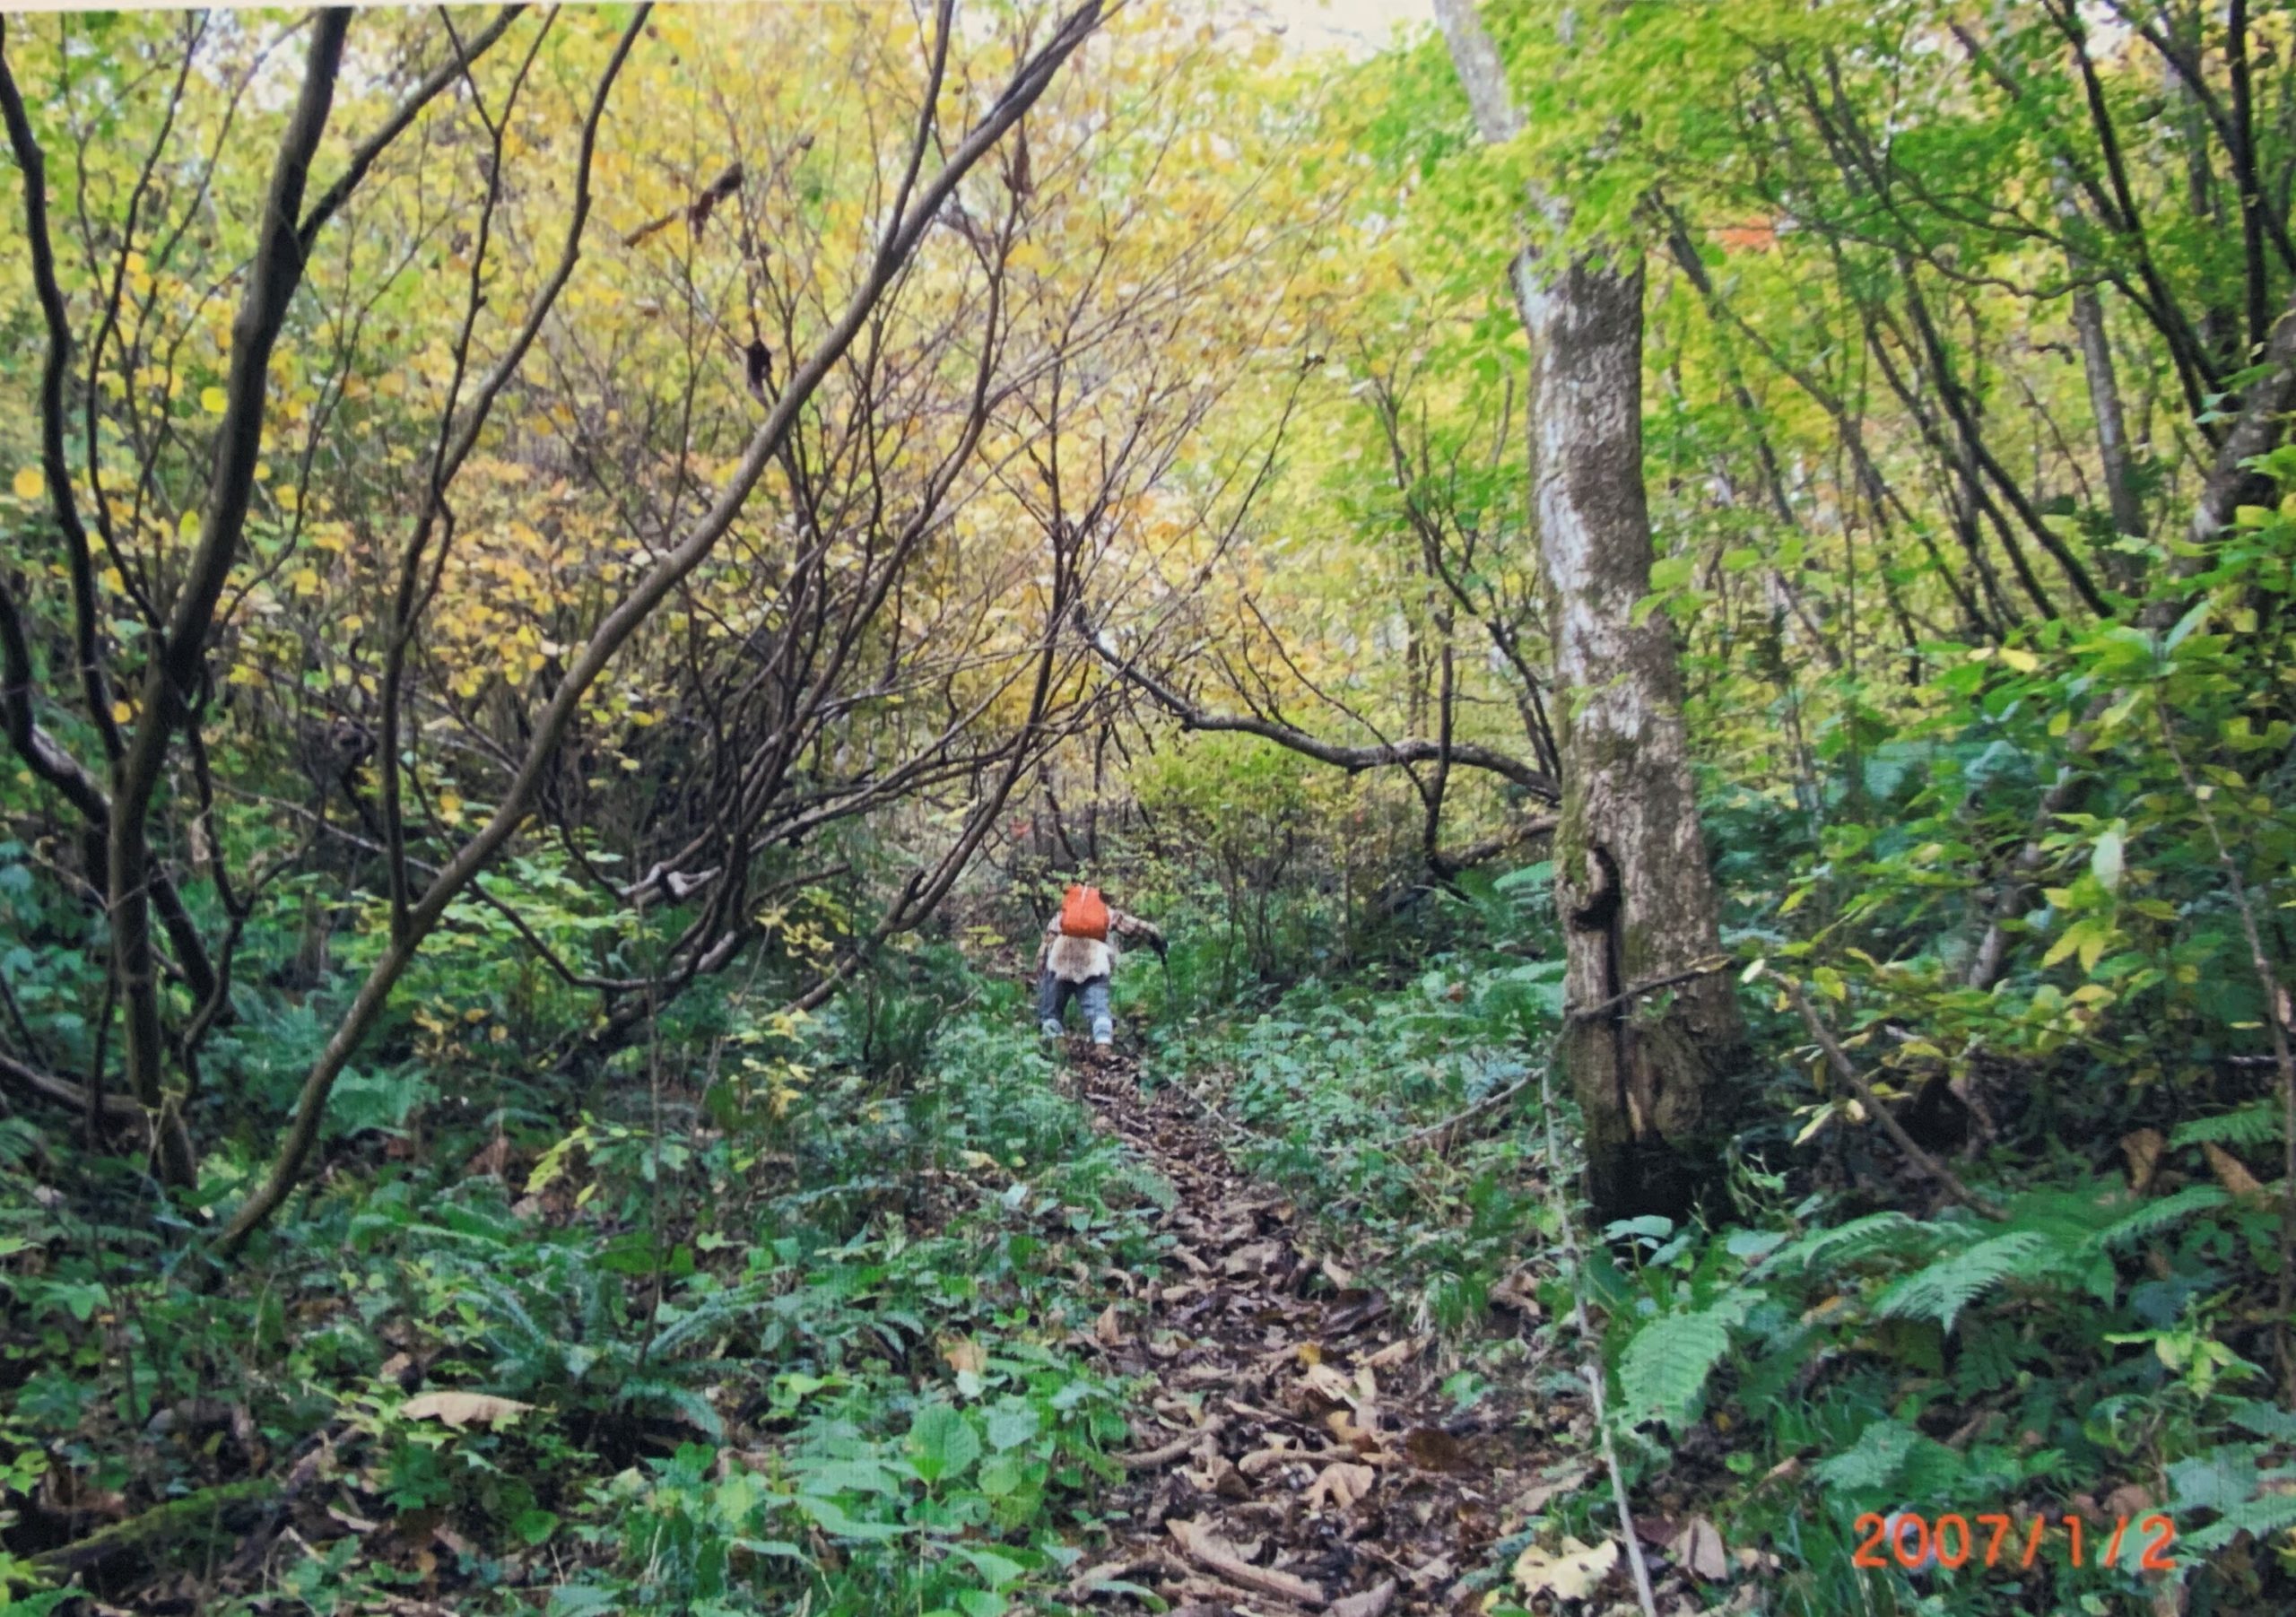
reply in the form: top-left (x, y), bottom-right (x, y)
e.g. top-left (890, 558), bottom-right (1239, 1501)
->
top-left (0, 984), bottom-right (1161, 1614)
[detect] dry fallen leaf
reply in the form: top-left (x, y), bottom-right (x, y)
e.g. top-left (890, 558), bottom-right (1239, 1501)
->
top-left (1237, 1442), bottom-right (1300, 1477)
top-left (1330, 1577), bottom-right (1399, 1617)
top-left (1326, 1409), bottom-right (1381, 1455)
top-left (1094, 1303), bottom-right (1124, 1346)
top-left (1362, 1334), bottom-right (1424, 1370)
top-left (2104, 1482), bottom-right (2153, 1519)
top-left (1304, 1460), bottom-right (1377, 1512)
top-left (1511, 1535), bottom-right (1620, 1603)
top-left (1489, 1267), bottom-right (1543, 1317)
top-left (2204, 1142), bottom-right (2267, 1201)
top-left (1669, 1515), bottom-right (1729, 1580)
top-left (1298, 1362), bottom-right (1356, 1408)
top-left (2120, 1127), bottom-right (2166, 1195)
top-left (398, 1392), bottom-right (533, 1430)
top-left (1224, 1239), bottom-right (1281, 1276)
top-left (943, 1337), bottom-right (988, 1376)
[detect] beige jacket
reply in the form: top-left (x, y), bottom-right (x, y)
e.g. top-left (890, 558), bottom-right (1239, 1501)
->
top-left (1037, 907), bottom-right (1162, 984)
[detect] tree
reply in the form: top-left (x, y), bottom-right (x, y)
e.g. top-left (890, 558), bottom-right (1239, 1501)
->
top-left (0, 0), bottom-right (1111, 1250)
top-left (1434, 0), bottom-right (1748, 1222)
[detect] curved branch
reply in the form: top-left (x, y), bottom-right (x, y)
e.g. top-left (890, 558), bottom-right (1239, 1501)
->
top-left (1095, 635), bottom-right (1560, 802)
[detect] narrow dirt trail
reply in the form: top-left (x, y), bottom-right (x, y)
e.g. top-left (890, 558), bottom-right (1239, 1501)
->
top-left (1061, 1050), bottom-right (1562, 1617)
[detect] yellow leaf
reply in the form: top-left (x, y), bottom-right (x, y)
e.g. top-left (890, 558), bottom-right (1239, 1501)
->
top-left (399, 1391), bottom-right (534, 1430)
top-left (290, 566), bottom-right (320, 596)
top-left (13, 467), bottom-right (43, 500)
top-left (1793, 1106), bottom-right (1837, 1145)
top-left (1303, 1460), bottom-right (1376, 1512)
top-left (200, 386), bottom-right (228, 415)
top-left (439, 792), bottom-right (465, 824)
top-left (1998, 647), bottom-right (2039, 673)
top-left (110, 700), bottom-right (132, 725)
top-left (1511, 1535), bottom-right (1620, 1601)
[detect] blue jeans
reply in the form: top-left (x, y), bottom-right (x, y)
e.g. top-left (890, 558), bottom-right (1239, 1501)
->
top-left (1039, 972), bottom-right (1112, 1044)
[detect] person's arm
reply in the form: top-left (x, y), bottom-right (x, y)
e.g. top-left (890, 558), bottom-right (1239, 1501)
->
top-left (1109, 909), bottom-right (1166, 958)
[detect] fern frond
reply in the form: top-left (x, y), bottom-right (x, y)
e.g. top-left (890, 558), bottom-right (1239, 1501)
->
top-left (648, 1298), bottom-right (743, 1361)
top-left (621, 1378), bottom-right (726, 1440)
top-left (472, 1274), bottom-right (551, 1350)
top-left (2085, 1184), bottom-right (2231, 1255)
top-left (2187, 1491), bottom-right (2296, 1554)
top-left (1761, 1212), bottom-right (1934, 1278)
top-left (1617, 1300), bottom-right (1743, 1429)
top-left (1810, 1418), bottom-right (1919, 1492)
top-left (2171, 1104), bottom-right (2283, 1150)
top-left (1874, 1230), bottom-right (2050, 1332)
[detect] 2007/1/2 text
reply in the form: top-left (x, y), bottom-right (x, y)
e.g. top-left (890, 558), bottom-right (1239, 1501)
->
top-left (1851, 1511), bottom-right (2178, 1572)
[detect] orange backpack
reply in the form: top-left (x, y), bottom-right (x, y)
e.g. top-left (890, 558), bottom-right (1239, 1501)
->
top-left (1059, 883), bottom-right (1109, 941)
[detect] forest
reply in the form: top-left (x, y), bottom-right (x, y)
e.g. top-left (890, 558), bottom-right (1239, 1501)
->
top-left (0, 0), bottom-right (2292, 1612)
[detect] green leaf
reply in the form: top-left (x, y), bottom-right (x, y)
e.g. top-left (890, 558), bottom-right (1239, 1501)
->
top-left (2164, 599), bottom-right (2212, 651)
top-left (978, 1450), bottom-right (1031, 1499)
top-left (908, 1401), bottom-right (981, 1484)
top-left (956, 1545), bottom-right (1029, 1588)
top-left (985, 1399), bottom-right (1040, 1452)
top-left (796, 1493), bottom-right (909, 1542)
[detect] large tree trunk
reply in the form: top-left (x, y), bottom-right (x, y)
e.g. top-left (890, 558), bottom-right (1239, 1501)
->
top-left (1437, 0), bottom-right (1747, 1223)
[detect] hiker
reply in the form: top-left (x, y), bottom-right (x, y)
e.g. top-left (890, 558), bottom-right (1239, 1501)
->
top-left (1036, 882), bottom-right (1165, 1048)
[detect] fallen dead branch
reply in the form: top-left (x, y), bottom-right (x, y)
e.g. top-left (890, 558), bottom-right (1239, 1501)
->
top-left (1116, 1413), bottom-right (1226, 1469)
top-left (1166, 1517), bottom-right (1327, 1607)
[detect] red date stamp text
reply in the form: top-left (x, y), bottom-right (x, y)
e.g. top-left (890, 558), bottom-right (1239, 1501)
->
top-left (1851, 1511), bottom-right (2178, 1572)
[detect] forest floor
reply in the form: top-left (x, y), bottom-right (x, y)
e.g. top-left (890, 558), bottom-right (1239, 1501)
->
top-left (1060, 1047), bottom-right (1575, 1617)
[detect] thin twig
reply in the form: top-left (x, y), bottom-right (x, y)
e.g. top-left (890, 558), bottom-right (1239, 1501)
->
top-left (1566, 958), bottom-right (1732, 1024)
top-left (1776, 976), bottom-right (2007, 1221)
top-left (1388, 1073), bottom-right (1533, 1150)
top-left (1534, 1050), bottom-right (1662, 1617)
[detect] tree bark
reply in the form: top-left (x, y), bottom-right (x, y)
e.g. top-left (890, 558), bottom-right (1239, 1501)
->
top-left (109, 8), bottom-right (352, 1187)
top-left (1437, 0), bottom-right (1747, 1223)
